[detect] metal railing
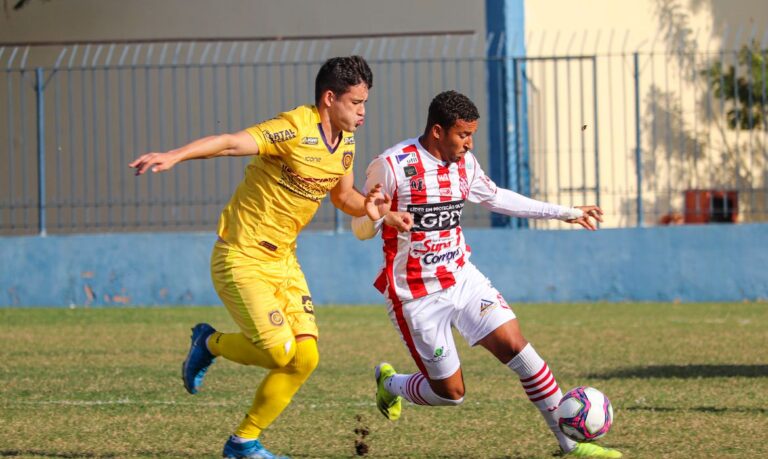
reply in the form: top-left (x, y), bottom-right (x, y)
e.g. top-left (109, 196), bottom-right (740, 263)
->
top-left (1, 32), bottom-right (767, 235)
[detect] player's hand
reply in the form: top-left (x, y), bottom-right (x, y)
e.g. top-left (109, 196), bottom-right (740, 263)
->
top-left (364, 184), bottom-right (392, 221)
top-left (129, 151), bottom-right (181, 176)
top-left (384, 211), bottom-right (413, 233)
top-left (566, 205), bottom-right (603, 230)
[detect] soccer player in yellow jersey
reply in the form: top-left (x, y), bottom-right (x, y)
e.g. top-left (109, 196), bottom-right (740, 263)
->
top-left (130, 56), bottom-right (411, 459)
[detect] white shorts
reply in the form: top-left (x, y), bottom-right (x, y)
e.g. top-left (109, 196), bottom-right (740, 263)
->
top-left (384, 262), bottom-right (517, 380)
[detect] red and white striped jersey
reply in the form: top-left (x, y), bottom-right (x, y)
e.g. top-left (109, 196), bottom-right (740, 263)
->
top-left (365, 138), bottom-right (499, 301)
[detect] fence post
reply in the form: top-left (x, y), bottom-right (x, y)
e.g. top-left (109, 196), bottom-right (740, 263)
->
top-left (633, 52), bottom-right (643, 227)
top-left (35, 67), bottom-right (47, 236)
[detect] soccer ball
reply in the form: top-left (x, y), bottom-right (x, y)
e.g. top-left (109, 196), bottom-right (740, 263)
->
top-left (555, 386), bottom-right (614, 442)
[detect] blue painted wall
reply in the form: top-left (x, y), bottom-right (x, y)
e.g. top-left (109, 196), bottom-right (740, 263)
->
top-left (1, 224), bottom-right (767, 306)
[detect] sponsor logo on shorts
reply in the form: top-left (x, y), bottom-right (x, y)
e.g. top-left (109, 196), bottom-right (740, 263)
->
top-left (259, 240), bottom-right (278, 252)
top-left (342, 151), bottom-right (354, 170)
top-left (269, 310), bottom-right (284, 326)
top-left (496, 293), bottom-right (510, 309)
top-left (302, 295), bottom-right (315, 314)
top-left (301, 136), bottom-right (319, 145)
top-left (426, 345), bottom-right (451, 363)
top-left (479, 298), bottom-right (497, 317)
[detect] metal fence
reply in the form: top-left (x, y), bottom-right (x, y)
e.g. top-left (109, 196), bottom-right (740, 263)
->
top-left (1, 33), bottom-right (767, 235)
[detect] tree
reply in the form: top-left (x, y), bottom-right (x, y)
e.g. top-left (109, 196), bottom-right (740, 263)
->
top-left (703, 42), bottom-right (768, 131)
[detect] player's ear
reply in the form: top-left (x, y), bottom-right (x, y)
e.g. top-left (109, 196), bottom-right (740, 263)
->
top-left (320, 90), bottom-right (335, 108)
top-left (430, 123), bottom-right (442, 141)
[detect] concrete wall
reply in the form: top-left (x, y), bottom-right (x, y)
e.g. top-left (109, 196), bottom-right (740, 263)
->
top-left (2, 224), bottom-right (766, 306)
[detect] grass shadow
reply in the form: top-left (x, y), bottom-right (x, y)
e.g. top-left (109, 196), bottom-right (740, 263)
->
top-left (624, 405), bottom-right (768, 414)
top-left (585, 364), bottom-right (768, 379)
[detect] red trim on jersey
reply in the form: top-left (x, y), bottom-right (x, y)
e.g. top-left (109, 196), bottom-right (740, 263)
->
top-left (377, 192), bottom-right (399, 293)
top-left (457, 158), bottom-right (469, 200)
top-left (404, 145), bottom-right (428, 298)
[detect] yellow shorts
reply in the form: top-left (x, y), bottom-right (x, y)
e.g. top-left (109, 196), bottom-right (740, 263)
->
top-left (210, 241), bottom-right (318, 349)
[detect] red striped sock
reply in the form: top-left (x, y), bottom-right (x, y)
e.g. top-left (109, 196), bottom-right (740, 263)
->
top-left (507, 343), bottom-right (576, 451)
top-left (385, 372), bottom-right (462, 406)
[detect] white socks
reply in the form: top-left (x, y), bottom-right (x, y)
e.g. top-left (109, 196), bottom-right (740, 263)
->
top-left (507, 343), bottom-right (576, 452)
top-left (384, 372), bottom-right (463, 406)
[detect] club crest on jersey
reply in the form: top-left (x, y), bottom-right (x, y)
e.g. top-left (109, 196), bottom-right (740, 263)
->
top-left (342, 151), bottom-right (354, 170)
top-left (404, 165), bottom-right (418, 177)
top-left (410, 178), bottom-right (424, 192)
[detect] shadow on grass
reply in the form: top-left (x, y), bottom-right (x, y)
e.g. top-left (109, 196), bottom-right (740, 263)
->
top-left (585, 364), bottom-right (768, 379)
top-left (624, 405), bottom-right (768, 414)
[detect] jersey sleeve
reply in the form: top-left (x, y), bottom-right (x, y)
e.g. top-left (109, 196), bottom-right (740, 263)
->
top-left (350, 156), bottom-right (396, 240)
top-left (467, 158), bottom-right (499, 203)
top-left (245, 114), bottom-right (299, 156)
top-left (469, 157), bottom-right (583, 220)
top-left (363, 156), bottom-right (397, 195)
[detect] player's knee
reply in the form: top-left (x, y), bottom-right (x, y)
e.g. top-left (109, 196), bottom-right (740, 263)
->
top-left (266, 339), bottom-right (297, 368)
top-left (432, 383), bottom-right (465, 401)
top-left (289, 338), bottom-right (320, 379)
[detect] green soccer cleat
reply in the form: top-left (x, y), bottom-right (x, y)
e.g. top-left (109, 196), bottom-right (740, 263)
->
top-left (374, 363), bottom-right (402, 421)
top-left (566, 442), bottom-right (623, 458)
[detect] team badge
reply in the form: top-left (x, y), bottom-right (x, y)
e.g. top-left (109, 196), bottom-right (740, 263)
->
top-left (269, 310), bottom-right (285, 326)
top-left (404, 166), bottom-right (417, 177)
top-left (342, 151), bottom-right (354, 170)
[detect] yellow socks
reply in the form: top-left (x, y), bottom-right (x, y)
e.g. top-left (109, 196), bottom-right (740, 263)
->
top-left (235, 338), bottom-right (320, 438)
top-left (207, 332), bottom-right (295, 369)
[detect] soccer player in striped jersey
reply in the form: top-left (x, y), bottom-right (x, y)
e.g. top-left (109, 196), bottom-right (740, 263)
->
top-left (352, 91), bottom-right (622, 458)
top-left (130, 56), bottom-right (409, 459)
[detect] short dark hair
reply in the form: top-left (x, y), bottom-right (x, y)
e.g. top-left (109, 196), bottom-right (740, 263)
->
top-left (425, 90), bottom-right (480, 133)
top-left (314, 56), bottom-right (373, 104)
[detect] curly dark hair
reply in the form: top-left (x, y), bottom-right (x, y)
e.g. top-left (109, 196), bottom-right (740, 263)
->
top-left (314, 56), bottom-right (373, 104)
top-left (424, 90), bottom-right (480, 132)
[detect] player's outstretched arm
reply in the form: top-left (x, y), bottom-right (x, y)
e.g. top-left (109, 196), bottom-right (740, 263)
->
top-left (129, 130), bottom-right (259, 175)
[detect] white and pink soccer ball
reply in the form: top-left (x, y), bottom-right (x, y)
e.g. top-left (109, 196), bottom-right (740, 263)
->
top-left (555, 386), bottom-right (614, 442)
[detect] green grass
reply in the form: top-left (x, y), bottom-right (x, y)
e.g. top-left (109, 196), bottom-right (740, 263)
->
top-left (1, 303), bottom-right (767, 458)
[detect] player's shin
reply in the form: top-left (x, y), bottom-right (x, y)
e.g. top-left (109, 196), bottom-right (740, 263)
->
top-left (235, 338), bottom-right (319, 438)
top-left (385, 372), bottom-right (463, 406)
top-left (507, 343), bottom-right (577, 452)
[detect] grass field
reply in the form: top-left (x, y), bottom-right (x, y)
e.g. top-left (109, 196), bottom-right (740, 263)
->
top-left (1, 302), bottom-right (767, 458)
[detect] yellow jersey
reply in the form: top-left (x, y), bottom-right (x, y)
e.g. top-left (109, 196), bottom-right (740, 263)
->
top-left (217, 105), bottom-right (356, 260)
